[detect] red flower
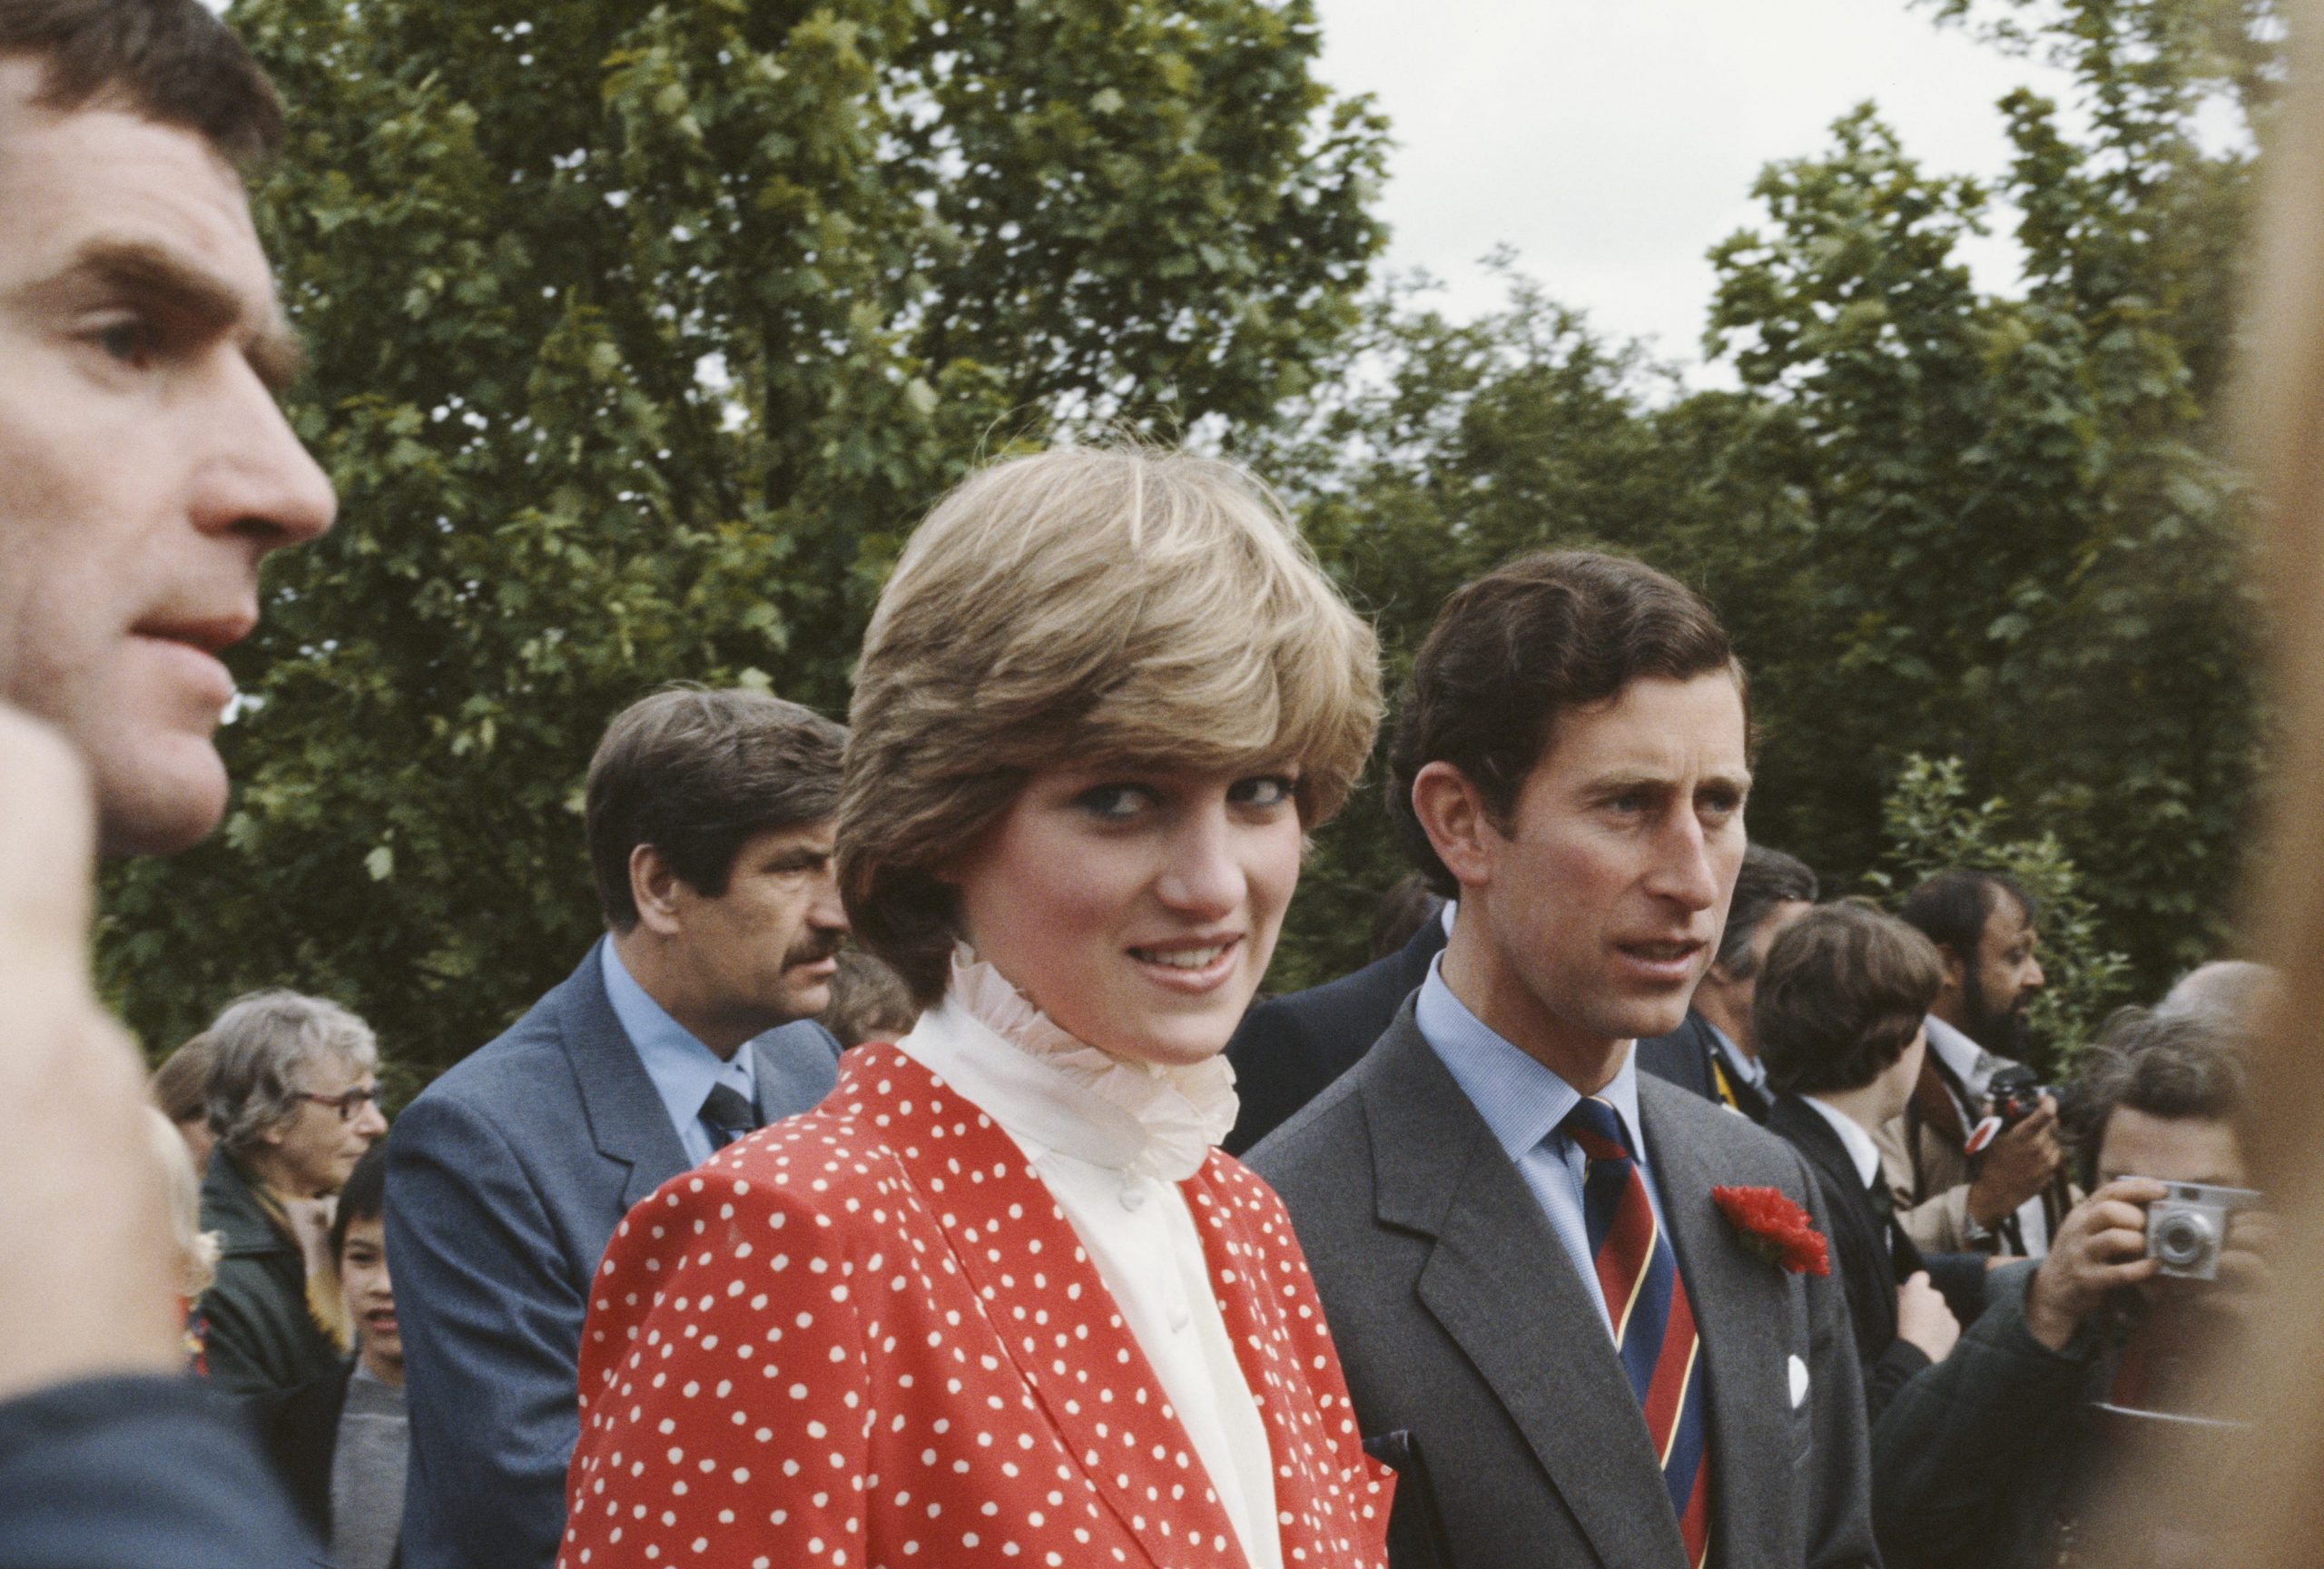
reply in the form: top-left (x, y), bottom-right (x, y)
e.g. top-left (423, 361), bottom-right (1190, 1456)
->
top-left (1712, 1185), bottom-right (1830, 1277)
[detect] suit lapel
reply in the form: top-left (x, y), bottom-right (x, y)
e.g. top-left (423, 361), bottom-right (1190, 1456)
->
top-left (1639, 1082), bottom-right (1799, 1563)
top-left (1361, 1014), bottom-right (1689, 1568)
top-left (560, 939), bottom-right (694, 1211)
top-left (871, 1050), bottom-right (1246, 1569)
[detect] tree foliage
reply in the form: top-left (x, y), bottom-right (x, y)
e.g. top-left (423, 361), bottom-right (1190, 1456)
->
top-left (99, 0), bottom-right (1387, 1080)
top-left (1258, 0), bottom-right (2268, 1002)
top-left (1864, 755), bottom-right (2133, 1072)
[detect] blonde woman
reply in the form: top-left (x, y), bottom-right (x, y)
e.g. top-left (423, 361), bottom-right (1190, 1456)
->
top-left (558, 449), bottom-right (1392, 1569)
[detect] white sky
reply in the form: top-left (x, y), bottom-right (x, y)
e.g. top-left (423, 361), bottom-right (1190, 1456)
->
top-left (1309, 0), bottom-right (2083, 379)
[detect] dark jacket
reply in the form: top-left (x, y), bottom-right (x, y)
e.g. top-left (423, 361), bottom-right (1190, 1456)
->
top-left (1637, 1009), bottom-right (1773, 1122)
top-left (0, 1374), bottom-right (319, 1569)
top-left (1871, 1261), bottom-right (2097, 1569)
top-left (249, 1360), bottom-right (405, 1568)
top-left (1223, 916), bottom-right (1447, 1154)
top-left (1768, 1095), bottom-right (1935, 1420)
top-left (1252, 1002), bottom-right (1879, 1569)
top-left (198, 1150), bottom-right (344, 1396)
top-left (387, 942), bottom-right (843, 1569)
top-left (251, 1361), bottom-right (349, 1542)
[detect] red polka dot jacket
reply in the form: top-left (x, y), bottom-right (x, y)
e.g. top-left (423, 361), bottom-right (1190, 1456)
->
top-left (559, 1045), bottom-right (1393, 1569)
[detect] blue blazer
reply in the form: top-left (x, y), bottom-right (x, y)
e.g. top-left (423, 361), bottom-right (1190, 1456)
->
top-left (385, 941), bottom-right (842, 1569)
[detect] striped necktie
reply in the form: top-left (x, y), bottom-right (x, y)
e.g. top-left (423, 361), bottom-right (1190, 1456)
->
top-left (1562, 1094), bottom-right (1713, 1567)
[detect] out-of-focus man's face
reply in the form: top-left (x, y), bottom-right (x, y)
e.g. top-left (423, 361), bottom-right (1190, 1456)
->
top-left (0, 64), bottom-right (334, 854)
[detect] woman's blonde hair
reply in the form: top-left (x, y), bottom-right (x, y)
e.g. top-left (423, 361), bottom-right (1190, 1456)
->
top-left (145, 1105), bottom-right (219, 1301)
top-left (840, 446), bottom-right (1382, 1004)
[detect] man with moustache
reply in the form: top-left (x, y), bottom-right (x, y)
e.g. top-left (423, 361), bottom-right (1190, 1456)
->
top-left (1253, 552), bottom-right (1875, 1569)
top-left (388, 687), bottom-right (852, 1569)
top-left (1882, 869), bottom-right (2068, 1260)
top-left (0, 1), bottom-right (338, 1562)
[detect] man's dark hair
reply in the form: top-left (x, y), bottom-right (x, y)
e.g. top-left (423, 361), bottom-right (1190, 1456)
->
top-left (1715, 844), bottom-right (1819, 979)
top-left (0, 0), bottom-right (283, 166)
top-left (1896, 867), bottom-right (2037, 963)
top-left (585, 687), bottom-right (846, 932)
top-left (2066, 1009), bottom-right (2250, 1190)
top-left (330, 1140), bottom-right (389, 1263)
top-left (1387, 550), bottom-right (1744, 893)
top-left (1757, 902), bottom-right (1945, 1097)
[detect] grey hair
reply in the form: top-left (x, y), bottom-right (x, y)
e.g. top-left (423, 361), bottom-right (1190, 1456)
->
top-left (203, 991), bottom-right (379, 1162)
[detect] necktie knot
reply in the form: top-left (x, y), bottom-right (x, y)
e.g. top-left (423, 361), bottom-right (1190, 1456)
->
top-left (699, 1082), bottom-right (759, 1151)
top-left (1561, 1094), bottom-right (1636, 1166)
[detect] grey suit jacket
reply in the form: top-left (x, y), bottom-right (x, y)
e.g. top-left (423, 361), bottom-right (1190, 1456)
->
top-left (1250, 1003), bottom-right (1879, 1569)
top-left (387, 941), bottom-right (842, 1569)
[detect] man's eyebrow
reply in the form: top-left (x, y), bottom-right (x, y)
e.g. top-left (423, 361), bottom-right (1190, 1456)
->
top-left (35, 235), bottom-right (306, 392)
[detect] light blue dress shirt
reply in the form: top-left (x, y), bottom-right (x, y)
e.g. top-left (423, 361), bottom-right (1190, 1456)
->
top-left (1413, 954), bottom-right (1670, 1341)
top-left (599, 941), bottom-right (758, 1169)
top-left (1703, 1015), bottom-right (1768, 1094)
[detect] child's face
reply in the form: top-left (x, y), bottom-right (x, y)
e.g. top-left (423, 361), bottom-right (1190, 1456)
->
top-left (338, 1215), bottom-right (399, 1370)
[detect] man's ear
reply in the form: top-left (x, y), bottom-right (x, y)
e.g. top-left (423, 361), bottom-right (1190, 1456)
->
top-left (628, 844), bottom-right (688, 937)
top-left (1935, 942), bottom-right (1968, 998)
top-left (1409, 762), bottom-right (1500, 892)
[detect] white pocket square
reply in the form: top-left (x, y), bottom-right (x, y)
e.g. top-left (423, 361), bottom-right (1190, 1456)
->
top-left (1787, 1354), bottom-right (1810, 1408)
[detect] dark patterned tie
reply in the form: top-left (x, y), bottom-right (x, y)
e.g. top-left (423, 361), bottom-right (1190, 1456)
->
top-left (1561, 1095), bottom-right (1713, 1567)
top-left (698, 1083), bottom-right (759, 1152)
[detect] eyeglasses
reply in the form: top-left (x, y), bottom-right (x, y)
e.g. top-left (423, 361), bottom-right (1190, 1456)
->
top-left (297, 1085), bottom-right (380, 1121)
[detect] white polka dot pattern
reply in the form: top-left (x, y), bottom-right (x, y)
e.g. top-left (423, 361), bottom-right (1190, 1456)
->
top-left (558, 1046), bottom-right (1393, 1569)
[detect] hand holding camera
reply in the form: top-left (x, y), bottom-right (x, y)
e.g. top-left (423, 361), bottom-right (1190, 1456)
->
top-left (2025, 1178), bottom-right (2166, 1351)
top-left (1967, 1089), bottom-right (2065, 1229)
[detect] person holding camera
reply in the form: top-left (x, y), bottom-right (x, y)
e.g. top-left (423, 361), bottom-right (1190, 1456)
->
top-left (1870, 1010), bottom-right (2269, 1569)
top-left (1882, 870), bottom-right (2073, 1261)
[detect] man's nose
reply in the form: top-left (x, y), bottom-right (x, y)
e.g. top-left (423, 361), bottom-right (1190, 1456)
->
top-left (192, 366), bottom-right (337, 552)
top-left (1647, 816), bottom-right (1720, 911)
top-left (808, 868), bottom-right (851, 933)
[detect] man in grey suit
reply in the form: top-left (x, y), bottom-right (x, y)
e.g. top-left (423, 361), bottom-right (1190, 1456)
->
top-left (388, 688), bottom-right (852, 1569)
top-left (1252, 552), bottom-right (1876, 1569)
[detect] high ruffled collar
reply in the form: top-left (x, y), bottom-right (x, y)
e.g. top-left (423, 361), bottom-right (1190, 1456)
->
top-left (895, 947), bottom-right (1238, 1184)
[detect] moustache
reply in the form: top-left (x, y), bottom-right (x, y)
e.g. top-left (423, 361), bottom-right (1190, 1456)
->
top-left (784, 935), bottom-right (844, 968)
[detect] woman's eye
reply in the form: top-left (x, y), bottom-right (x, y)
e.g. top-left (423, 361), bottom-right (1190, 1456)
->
top-left (1230, 775), bottom-right (1297, 809)
top-left (1075, 784), bottom-right (1150, 822)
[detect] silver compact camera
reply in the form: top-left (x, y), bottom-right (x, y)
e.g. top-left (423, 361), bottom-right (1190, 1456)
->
top-left (2143, 1181), bottom-right (2262, 1280)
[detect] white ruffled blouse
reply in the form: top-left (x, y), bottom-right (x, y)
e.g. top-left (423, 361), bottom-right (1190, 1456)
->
top-left (893, 950), bottom-right (1285, 1569)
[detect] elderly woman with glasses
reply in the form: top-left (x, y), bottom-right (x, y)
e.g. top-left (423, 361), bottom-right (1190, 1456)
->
top-left (196, 989), bottom-right (387, 1395)
top-left (557, 448), bottom-right (1392, 1569)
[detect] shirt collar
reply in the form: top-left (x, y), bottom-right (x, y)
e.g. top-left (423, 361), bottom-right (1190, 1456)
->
top-left (1413, 953), bottom-right (1649, 1166)
top-left (600, 939), bottom-right (756, 1131)
top-left (1801, 1095), bottom-right (1883, 1189)
top-left (1702, 1015), bottom-right (1766, 1089)
top-left (1923, 1014), bottom-right (1989, 1086)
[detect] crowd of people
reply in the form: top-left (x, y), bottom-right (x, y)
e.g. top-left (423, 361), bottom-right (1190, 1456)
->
top-left (2, 3), bottom-right (2320, 1568)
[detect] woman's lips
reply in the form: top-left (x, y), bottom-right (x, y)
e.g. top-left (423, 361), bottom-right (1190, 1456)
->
top-left (1125, 937), bottom-right (1242, 992)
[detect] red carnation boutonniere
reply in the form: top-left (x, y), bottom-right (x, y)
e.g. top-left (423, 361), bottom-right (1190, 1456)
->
top-left (1712, 1185), bottom-right (1830, 1277)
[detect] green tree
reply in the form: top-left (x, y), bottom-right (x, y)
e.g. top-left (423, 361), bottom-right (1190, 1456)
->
top-left (1696, 0), bottom-right (2266, 992)
top-left (1865, 755), bottom-right (2134, 1072)
top-left (99, 0), bottom-right (1387, 1080)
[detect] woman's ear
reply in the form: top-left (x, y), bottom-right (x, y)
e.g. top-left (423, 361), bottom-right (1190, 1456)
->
top-left (1409, 761), bottom-right (1499, 892)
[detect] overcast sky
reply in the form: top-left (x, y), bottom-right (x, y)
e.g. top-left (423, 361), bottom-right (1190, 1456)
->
top-left (1309, 0), bottom-right (2083, 379)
